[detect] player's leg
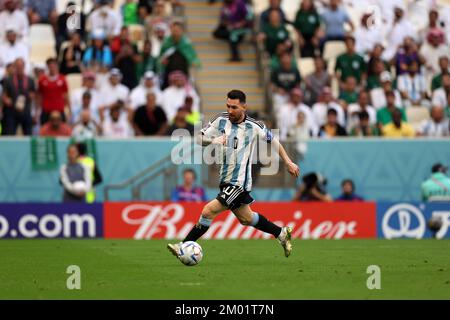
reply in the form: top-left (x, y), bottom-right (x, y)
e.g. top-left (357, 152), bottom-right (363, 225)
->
top-left (232, 205), bottom-right (293, 257)
top-left (167, 199), bottom-right (227, 259)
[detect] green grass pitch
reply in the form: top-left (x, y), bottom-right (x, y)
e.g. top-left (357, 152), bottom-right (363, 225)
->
top-left (1, 239), bottom-right (449, 299)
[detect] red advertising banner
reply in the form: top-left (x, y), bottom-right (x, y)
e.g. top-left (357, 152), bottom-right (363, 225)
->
top-left (104, 202), bottom-right (377, 239)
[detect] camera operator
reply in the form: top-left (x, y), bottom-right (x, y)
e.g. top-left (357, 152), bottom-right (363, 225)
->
top-left (293, 172), bottom-right (333, 202)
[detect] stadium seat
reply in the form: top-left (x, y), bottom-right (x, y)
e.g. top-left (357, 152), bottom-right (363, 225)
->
top-left (30, 24), bottom-right (55, 46)
top-left (281, 0), bottom-right (301, 22)
top-left (323, 41), bottom-right (346, 62)
top-left (128, 24), bottom-right (145, 43)
top-left (67, 74), bottom-right (83, 92)
top-left (30, 43), bottom-right (56, 64)
top-left (406, 106), bottom-right (430, 130)
top-left (297, 58), bottom-right (315, 78)
top-left (252, 0), bottom-right (269, 16)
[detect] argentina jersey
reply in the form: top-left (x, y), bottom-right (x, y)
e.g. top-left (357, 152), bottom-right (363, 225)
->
top-left (201, 112), bottom-right (274, 191)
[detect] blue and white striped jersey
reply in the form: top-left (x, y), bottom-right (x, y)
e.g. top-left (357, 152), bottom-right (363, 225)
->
top-left (201, 112), bottom-right (273, 191)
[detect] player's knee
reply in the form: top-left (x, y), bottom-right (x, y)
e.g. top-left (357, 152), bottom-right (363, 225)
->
top-left (237, 215), bottom-right (253, 226)
top-left (201, 205), bottom-right (215, 220)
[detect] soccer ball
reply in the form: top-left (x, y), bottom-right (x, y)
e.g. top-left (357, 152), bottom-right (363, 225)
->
top-left (179, 241), bottom-right (203, 266)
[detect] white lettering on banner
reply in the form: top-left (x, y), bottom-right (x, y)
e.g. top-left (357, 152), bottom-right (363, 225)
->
top-left (382, 204), bottom-right (426, 239)
top-left (63, 214), bottom-right (96, 237)
top-left (121, 206), bottom-right (360, 240)
top-left (432, 211), bottom-right (450, 239)
top-left (40, 214), bottom-right (62, 238)
top-left (0, 215), bottom-right (9, 238)
top-left (18, 214), bottom-right (39, 238)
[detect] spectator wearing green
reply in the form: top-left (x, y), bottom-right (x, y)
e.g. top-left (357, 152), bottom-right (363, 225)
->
top-left (421, 163), bottom-right (450, 201)
top-left (350, 111), bottom-right (380, 137)
top-left (431, 56), bottom-right (449, 91)
top-left (293, 0), bottom-right (322, 58)
top-left (122, 0), bottom-right (139, 26)
top-left (136, 40), bottom-right (158, 79)
top-left (258, 9), bottom-right (291, 57)
top-left (335, 36), bottom-right (366, 86)
top-left (338, 76), bottom-right (358, 105)
top-left (376, 91), bottom-right (407, 126)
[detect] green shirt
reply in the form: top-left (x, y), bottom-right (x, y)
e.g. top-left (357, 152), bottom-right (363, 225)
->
top-left (263, 24), bottom-right (289, 56)
top-left (293, 10), bottom-right (321, 37)
top-left (158, 35), bottom-right (201, 73)
top-left (376, 107), bottom-right (407, 125)
top-left (338, 90), bottom-right (358, 104)
top-left (136, 54), bottom-right (158, 79)
top-left (366, 75), bottom-right (380, 90)
top-left (123, 3), bottom-right (139, 26)
top-left (431, 73), bottom-right (448, 91)
top-left (335, 53), bottom-right (366, 83)
top-left (421, 173), bottom-right (450, 201)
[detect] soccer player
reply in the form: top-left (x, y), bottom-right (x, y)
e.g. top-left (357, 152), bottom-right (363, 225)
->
top-left (167, 90), bottom-right (300, 259)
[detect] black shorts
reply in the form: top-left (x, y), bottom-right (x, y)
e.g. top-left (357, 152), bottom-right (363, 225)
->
top-left (216, 184), bottom-right (254, 210)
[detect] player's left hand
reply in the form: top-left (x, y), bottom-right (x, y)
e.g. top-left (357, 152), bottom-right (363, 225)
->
top-left (286, 162), bottom-right (300, 178)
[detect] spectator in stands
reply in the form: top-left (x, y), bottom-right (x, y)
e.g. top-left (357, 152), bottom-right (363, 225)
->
top-left (293, 0), bottom-right (322, 58)
top-left (99, 68), bottom-right (130, 116)
top-left (354, 13), bottom-right (383, 57)
top-left (335, 36), bottom-right (366, 88)
top-left (257, 9), bottom-right (291, 57)
top-left (336, 179), bottom-right (364, 201)
top-left (0, 27), bottom-right (30, 79)
top-left (370, 71), bottom-right (403, 110)
top-left (110, 25), bottom-right (137, 56)
top-left (347, 90), bottom-right (376, 131)
top-left (318, 108), bottom-right (347, 138)
top-left (420, 28), bottom-right (449, 79)
top-left (277, 88), bottom-right (317, 141)
top-left (381, 108), bottom-right (415, 138)
top-left (161, 71), bottom-right (200, 123)
top-left (60, 32), bottom-right (85, 75)
top-left (166, 106), bottom-right (194, 136)
top-left (130, 71), bottom-right (162, 109)
top-left (70, 72), bottom-right (101, 124)
top-left (270, 52), bottom-right (301, 109)
top-left (376, 90), bottom-right (407, 127)
top-left (259, 0), bottom-right (286, 31)
top-left (431, 56), bottom-right (450, 92)
top-left (87, 0), bottom-right (122, 39)
top-left (72, 109), bottom-right (101, 142)
top-left (338, 76), bottom-right (358, 106)
top-left (158, 21), bottom-right (200, 89)
top-left (26, 0), bottom-right (57, 29)
top-left (417, 106), bottom-right (450, 137)
top-left (421, 163), bottom-right (450, 202)
top-left (446, 91), bottom-right (450, 118)
top-left (122, 0), bottom-right (139, 26)
top-left (39, 110), bottom-right (72, 137)
top-left (101, 101), bottom-right (134, 138)
top-left (38, 58), bottom-right (70, 125)
top-left (293, 172), bottom-right (332, 202)
top-left (312, 86), bottom-right (345, 128)
top-left (393, 37), bottom-right (424, 76)
top-left (60, 144), bottom-right (91, 203)
top-left (136, 40), bottom-right (158, 79)
top-left (180, 95), bottom-right (201, 125)
top-left (56, 2), bottom-right (86, 51)
top-left (320, 0), bottom-right (354, 43)
top-left (432, 73), bottom-right (450, 108)
top-left (0, 0), bottom-right (29, 41)
top-left (419, 7), bottom-right (445, 45)
top-left (82, 29), bottom-right (114, 71)
top-left (397, 60), bottom-right (428, 108)
top-left (366, 57), bottom-right (386, 91)
top-left (288, 111), bottom-right (311, 158)
top-left (383, 4), bottom-right (418, 62)
top-left (113, 27), bottom-right (140, 90)
top-left (350, 110), bottom-right (380, 137)
top-left (171, 168), bottom-right (206, 202)
top-left (1, 58), bottom-right (35, 136)
top-left (304, 56), bottom-right (330, 106)
top-left (144, 0), bottom-right (171, 39)
top-left (151, 22), bottom-right (168, 56)
top-left (213, 0), bottom-right (250, 62)
top-left (133, 92), bottom-right (168, 136)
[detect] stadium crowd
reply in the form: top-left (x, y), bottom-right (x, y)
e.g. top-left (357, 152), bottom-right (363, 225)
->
top-left (0, 0), bottom-right (449, 141)
top-left (0, 0), bottom-right (201, 139)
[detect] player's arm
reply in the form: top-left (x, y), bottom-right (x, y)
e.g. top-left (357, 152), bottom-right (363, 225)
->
top-left (196, 115), bottom-right (227, 147)
top-left (272, 138), bottom-right (300, 178)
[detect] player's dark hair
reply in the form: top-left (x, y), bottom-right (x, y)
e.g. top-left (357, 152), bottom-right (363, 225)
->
top-left (227, 90), bottom-right (246, 104)
top-left (341, 179), bottom-right (355, 190)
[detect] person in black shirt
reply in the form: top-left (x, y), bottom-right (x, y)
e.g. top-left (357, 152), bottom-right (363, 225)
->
top-left (166, 107), bottom-right (194, 136)
top-left (60, 32), bottom-right (85, 74)
top-left (56, 1), bottom-right (86, 51)
top-left (133, 92), bottom-right (168, 136)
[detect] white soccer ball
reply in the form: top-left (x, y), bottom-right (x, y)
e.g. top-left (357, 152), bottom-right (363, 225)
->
top-left (179, 241), bottom-right (203, 266)
top-left (72, 181), bottom-right (87, 193)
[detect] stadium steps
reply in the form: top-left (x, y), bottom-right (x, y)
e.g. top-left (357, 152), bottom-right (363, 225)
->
top-left (184, 0), bottom-right (265, 122)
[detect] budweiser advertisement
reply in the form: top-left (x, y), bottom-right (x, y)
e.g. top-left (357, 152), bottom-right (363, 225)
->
top-left (103, 202), bottom-right (377, 240)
